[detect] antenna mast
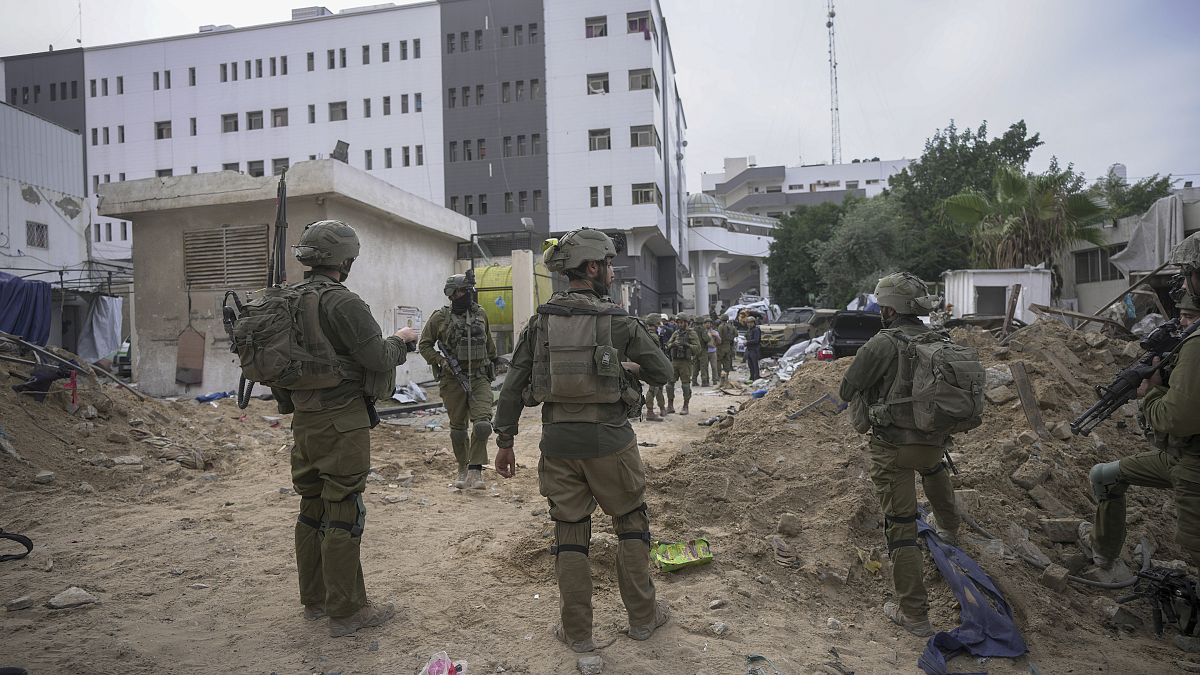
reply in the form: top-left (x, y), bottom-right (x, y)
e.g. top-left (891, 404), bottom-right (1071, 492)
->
top-left (826, 0), bottom-right (842, 165)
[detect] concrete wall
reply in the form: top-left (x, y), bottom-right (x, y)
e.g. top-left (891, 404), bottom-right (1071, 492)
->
top-left (942, 268), bottom-right (1052, 324)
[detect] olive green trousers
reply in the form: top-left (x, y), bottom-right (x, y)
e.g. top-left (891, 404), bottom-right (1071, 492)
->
top-left (1093, 450), bottom-right (1200, 565)
top-left (291, 400), bottom-right (372, 618)
top-left (440, 368), bottom-right (493, 468)
top-left (866, 438), bottom-right (959, 619)
top-left (538, 442), bottom-right (656, 645)
top-left (718, 348), bottom-right (734, 376)
top-left (666, 360), bottom-right (692, 404)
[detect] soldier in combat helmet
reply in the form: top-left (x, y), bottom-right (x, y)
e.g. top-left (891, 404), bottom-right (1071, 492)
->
top-left (1081, 233), bottom-right (1200, 652)
top-left (665, 313), bottom-right (700, 415)
top-left (277, 220), bottom-right (417, 637)
top-left (838, 272), bottom-right (962, 638)
top-left (493, 228), bottom-right (673, 652)
top-left (419, 273), bottom-right (497, 490)
top-left (643, 313), bottom-right (667, 421)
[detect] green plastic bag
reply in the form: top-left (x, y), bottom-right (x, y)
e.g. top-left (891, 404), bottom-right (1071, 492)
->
top-left (651, 538), bottom-right (713, 572)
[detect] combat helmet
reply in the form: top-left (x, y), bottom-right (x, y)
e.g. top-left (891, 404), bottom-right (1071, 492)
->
top-left (874, 272), bottom-right (937, 316)
top-left (293, 220), bottom-right (361, 267)
top-left (674, 313), bottom-right (692, 323)
top-left (444, 273), bottom-right (474, 297)
top-left (645, 313), bottom-right (663, 326)
top-left (542, 228), bottom-right (617, 273)
top-left (1171, 233), bottom-right (1200, 273)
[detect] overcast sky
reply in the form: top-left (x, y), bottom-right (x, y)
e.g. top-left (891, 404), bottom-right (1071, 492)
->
top-left (3, 0), bottom-right (1198, 189)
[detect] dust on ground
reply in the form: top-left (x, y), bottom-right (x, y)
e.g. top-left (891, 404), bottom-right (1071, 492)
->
top-left (0, 324), bottom-right (1193, 674)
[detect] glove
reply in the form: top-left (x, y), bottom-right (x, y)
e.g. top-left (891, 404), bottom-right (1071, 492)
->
top-left (497, 433), bottom-right (515, 449)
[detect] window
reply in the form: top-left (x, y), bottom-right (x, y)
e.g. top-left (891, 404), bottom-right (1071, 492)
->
top-left (533, 190), bottom-right (543, 211)
top-left (222, 113), bottom-right (238, 133)
top-left (308, 104), bottom-right (316, 123)
top-left (221, 63), bottom-right (228, 82)
top-left (532, 133), bottom-right (542, 155)
top-left (362, 44), bottom-right (370, 65)
top-left (529, 23), bottom-right (539, 43)
top-left (464, 140), bottom-right (473, 161)
top-left (382, 42), bottom-right (390, 62)
top-left (629, 68), bottom-right (658, 96)
top-left (590, 186), bottom-right (600, 208)
top-left (272, 158), bottom-right (289, 175)
top-left (447, 33), bottom-right (456, 54)
top-left (121, 222), bottom-right (128, 240)
top-left (585, 16), bottom-right (607, 38)
top-left (402, 146), bottom-right (411, 167)
top-left (105, 222), bottom-right (112, 240)
top-left (327, 49), bottom-right (336, 69)
top-left (461, 31), bottom-right (470, 52)
top-left (155, 120), bottom-right (172, 140)
top-left (104, 174), bottom-right (110, 183)
top-left (270, 108), bottom-right (288, 128)
top-left (50, 85), bottom-right (56, 102)
top-left (93, 223), bottom-right (100, 242)
top-left (632, 182), bottom-right (662, 209)
top-left (33, 85), bottom-right (40, 103)
top-left (479, 194), bottom-right (488, 215)
top-left (448, 88), bottom-right (456, 108)
top-left (117, 76), bottom-right (124, 94)
top-left (504, 192), bottom-right (514, 213)
top-left (587, 72), bottom-right (609, 95)
top-left (364, 149), bottom-right (373, 170)
top-left (118, 125), bottom-right (125, 143)
top-left (477, 138), bottom-right (486, 159)
top-left (515, 80), bottom-right (525, 101)
top-left (247, 110), bottom-right (264, 130)
top-left (475, 30), bottom-right (483, 50)
top-left (464, 195), bottom-right (474, 216)
top-left (416, 145), bottom-right (424, 165)
top-left (401, 94), bottom-right (409, 113)
top-left (414, 39), bottom-right (421, 58)
top-left (101, 78), bottom-right (108, 96)
top-left (627, 11), bottom-right (651, 34)
top-left (501, 82), bottom-right (511, 103)
top-left (462, 86), bottom-right (471, 107)
top-left (765, 186), bottom-right (782, 193)
top-left (531, 78), bottom-right (541, 99)
top-left (153, 72), bottom-right (160, 90)
top-left (233, 61), bottom-right (240, 80)
top-left (307, 52), bottom-right (315, 71)
top-left (223, 162), bottom-right (239, 172)
top-left (91, 128), bottom-right (98, 146)
top-left (503, 136), bottom-right (512, 157)
top-left (516, 135), bottom-right (527, 156)
top-left (119, 173), bottom-right (125, 180)
top-left (450, 196), bottom-right (459, 212)
top-left (476, 84), bottom-right (484, 105)
top-left (93, 175), bottom-right (99, 192)
top-left (157, 168), bottom-right (174, 178)
top-left (247, 161), bottom-right (264, 177)
top-left (90, 79), bottom-right (97, 97)
top-left (449, 141), bottom-right (459, 163)
top-left (281, 55), bottom-right (288, 74)
top-left (339, 48), bottom-right (346, 68)
top-left (183, 224), bottom-right (269, 289)
top-left (399, 40), bottom-right (408, 60)
top-left (604, 185), bottom-right (612, 206)
top-left (630, 124), bottom-right (660, 153)
top-left (270, 57), bottom-right (277, 76)
top-left (329, 101), bottom-right (347, 121)
top-left (189, 117), bottom-right (197, 136)
top-left (382, 96), bottom-right (391, 115)
top-left (501, 26), bottom-right (510, 46)
top-left (71, 81), bottom-right (77, 98)
top-left (866, 179), bottom-right (882, 185)
top-left (102, 128), bottom-right (109, 144)
top-left (363, 98), bottom-right (372, 118)
top-left (384, 148), bottom-right (393, 168)
top-left (787, 184), bottom-right (803, 190)
top-left (514, 25), bottom-right (524, 45)
top-left (188, 67), bottom-right (196, 86)
top-left (846, 180), bottom-right (860, 190)
top-left (1074, 245), bottom-right (1127, 284)
top-left (589, 128), bottom-right (611, 151)
top-left (518, 191), bottom-right (528, 213)
top-left (165, 70), bottom-right (171, 88)
top-left (414, 93), bottom-right (422, 112)
top-left (255, 59), bottom-right (262, 78)
top-left (25, 221), bottom-right (48, 249)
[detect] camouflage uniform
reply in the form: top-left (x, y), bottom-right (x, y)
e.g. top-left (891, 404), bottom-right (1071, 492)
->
top-left (665, 315), bottom-right (700, 415)
top-left (691, 320), bottom-right (712, 387)
top-left (717, 318), bottom-right (737, 376)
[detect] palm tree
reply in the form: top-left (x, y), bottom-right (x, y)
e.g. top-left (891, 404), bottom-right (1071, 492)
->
top-left (942, 165), bottom-right (1106, 269)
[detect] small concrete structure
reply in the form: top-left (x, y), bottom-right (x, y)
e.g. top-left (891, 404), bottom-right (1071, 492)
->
top-left (684, 192), bottom-right (778, 315)
top-left (942, 267), bottom-right (1053, 325)
top-left (100, 160), bottom-right (473, 397)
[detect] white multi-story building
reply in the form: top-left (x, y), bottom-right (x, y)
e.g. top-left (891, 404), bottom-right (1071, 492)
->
top-left (1, 0), bottom-right (688, 314)
top-left (701, 156), bottom-right (910, 218)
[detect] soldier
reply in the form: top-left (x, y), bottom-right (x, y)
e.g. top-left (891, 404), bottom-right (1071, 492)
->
top-left (744, 315), bottom-right (762, 382)
top-left (493, 228), bottom-right (674, 652)
top-left (1180, 293), bottom-right (1200, 330)
top-left (665, 314), bottom-right (700, 415)
top-left (643, 314), bottom-right (667, 421)
top-left (838, 272), bottom-right (960, 638)
top-left (278, 220), bottom-right (416, 637)
top-left (1082, 235), bottom-right (1200, 651)
top-left (691, 315), bottom-right (712, 387)
top-left (717, 315), bottom-right (737, 380)
top-left (419, 273), bottom-right (497, 490)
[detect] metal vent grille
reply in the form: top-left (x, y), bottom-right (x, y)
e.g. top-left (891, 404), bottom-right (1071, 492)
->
top-left (183, 223), bottom-right (269, 289)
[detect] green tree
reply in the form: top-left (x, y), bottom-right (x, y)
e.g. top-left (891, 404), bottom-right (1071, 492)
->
top-left (1088, 169), bottom-right (1174, 223)
top-left (889, 120), bottom-right (1044, 279)
top-left (811, 194), bottom-right (906, 308)
top-left (942, 164), bottom-right (1106, 270)
top-left (766, 200), bottom-right (847, 306)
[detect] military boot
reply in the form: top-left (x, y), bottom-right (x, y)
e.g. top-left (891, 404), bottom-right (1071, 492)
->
top-left (303, 604), bottom-right (326, 621)
top-left (883, 601), bottom-right (934, 638)
top-left (680, 397), bottom-right (690, 416)
top-left (1175, 635), bottom-right (1200, 652)
top-left (627, 601), bottom-right (671, 641)
top-left (465, 467), bottom-right (485, 490)
top-left (453, 467), bottom-right (467, 489)
top-left (329, 600), bottom-right (396, 638)
top-left (664, 398), bottom-right (675, 415)
top-left (645, 408), bottom-right (663, 422)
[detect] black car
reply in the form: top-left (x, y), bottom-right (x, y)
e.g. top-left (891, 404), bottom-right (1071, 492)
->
top-left (828, 310), bottom-right (882, 358)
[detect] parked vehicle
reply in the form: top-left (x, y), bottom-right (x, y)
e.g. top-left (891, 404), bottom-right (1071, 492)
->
top-left (758, 307), bottom-right (837, 356)
top-left (828, 310), bottom-right (883, 359)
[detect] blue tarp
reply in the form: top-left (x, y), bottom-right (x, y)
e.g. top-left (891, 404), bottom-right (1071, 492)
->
top-left (916, 518), bottom-right (1028, 675)
top-left (0, 271), bottom-right (52, 345)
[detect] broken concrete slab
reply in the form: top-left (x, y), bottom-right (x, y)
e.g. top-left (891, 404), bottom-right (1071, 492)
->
top-left (46, 586), bottom-right (98, 609)
top-left (34, 470), bottom-right (55, 484)
top-left (777, 513), bottom-right (801, 537)
top-left (1027, 486), bottom-right (1073, 517)
top-left (5, 595), bottom-right (34, 611)
top-left (954, 489), bottom-right (980, 518)
top-left (1039, 564), bottom-right (1069, 592)
top-left (985, 386), bottom-right (1017, 405)
top-left (577, 655), bottom-right (604, 674)
top-left (1049, 421), bottom-right (1073, 441)
top-left (1010, 459), bottom-right (1051, 490)
top-left (1040, 518), bottom-right (1084, 543)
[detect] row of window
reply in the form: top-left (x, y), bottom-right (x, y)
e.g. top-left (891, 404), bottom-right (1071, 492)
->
top-left (591, 184), bottom-right (663, 209)
top-left (304, 39), bottom-right (422, 73)
top-left (586, 126), bottom-right (661, 154)
top-left (92, 220), bottom-right (130, 243)
top-left (446, 79), bottom-right (543, 108)
top-left (447, 134), bottom-right (542, 162)
top-left (448, 190), bottom-right (544, 216)
top-left (25, 217), bottom-right (132, 246)
top-left (9, 81), bottom-right (77, 105)
top-left (587, 69), bottom-right (659, 98)
top-left (585, 11), bottom-right (655, 40)
top-left (363, 146), bottom-right (426, 170)
top-left (446, 23), bottom-right (539, 54)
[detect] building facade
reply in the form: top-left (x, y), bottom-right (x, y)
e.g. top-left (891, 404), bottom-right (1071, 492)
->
top-left (1, 0), bottom-right (687, 314)
top-left (700, 156), bottom-right (910, 218)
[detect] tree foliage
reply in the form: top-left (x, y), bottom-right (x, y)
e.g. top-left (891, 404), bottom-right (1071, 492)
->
top-left (1088, 169), bottom-right (1174, 223)
top-left (766, 200), bottom-right (847, 306)
top-left (811, 194), bottom-right (907, 308)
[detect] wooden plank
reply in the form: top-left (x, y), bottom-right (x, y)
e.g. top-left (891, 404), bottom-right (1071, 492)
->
top-left (1002, 283), bottom-right (1023, 338)
top-left (1009, 361), bottom-right (1049, 439)
top-left (1038, 348), bottom-right (1083, 395)
top-left (1028, 304), bottom-right (1131, 336)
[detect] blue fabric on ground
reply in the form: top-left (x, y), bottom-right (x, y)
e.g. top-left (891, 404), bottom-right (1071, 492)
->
top-left (0, 271), bottom-right (52, 345)
top-left (916, 517), bottom-right (1028, 675)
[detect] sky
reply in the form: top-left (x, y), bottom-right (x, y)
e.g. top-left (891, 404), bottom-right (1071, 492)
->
top-left (2, 0), bottom-right (1198, 190)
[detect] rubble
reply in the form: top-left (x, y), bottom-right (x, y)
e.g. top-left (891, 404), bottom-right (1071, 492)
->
top-left (46, 586), bottom-right (98, 609)
top-left (5, 595), bottom-right (34, 611)
top-left (34, 470), bottom-right (55, 484)
top-left (577, 655), bottom-right (604, 674)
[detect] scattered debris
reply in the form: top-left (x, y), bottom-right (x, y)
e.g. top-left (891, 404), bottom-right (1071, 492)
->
top-left (5, 595), bottom-right (34, 611)
top-left (46, 586), bottom-right (97, 609)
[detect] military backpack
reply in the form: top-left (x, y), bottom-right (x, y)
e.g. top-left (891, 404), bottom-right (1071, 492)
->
top-left (880, 329), bottom-right (985, 435)
top-left (231, 281), bottom-right (351, 390)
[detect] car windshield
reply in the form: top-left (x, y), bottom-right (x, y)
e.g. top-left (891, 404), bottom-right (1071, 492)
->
top-left (778, 308), bottom-right (814, 324)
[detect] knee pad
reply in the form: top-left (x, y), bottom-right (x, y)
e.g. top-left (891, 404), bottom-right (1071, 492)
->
top-left (472, 420), bottom-right (493, 439)
top-left (326, 493), bottom-right (366, 538)
top-left (1090, 461), bottom-right (1128, 503)
top-left (552, 516), bottom-right (592, 556)
top-left (450, 428), bottom-right (469, 443)
top-left (615, 503), bottom-right (651, 545)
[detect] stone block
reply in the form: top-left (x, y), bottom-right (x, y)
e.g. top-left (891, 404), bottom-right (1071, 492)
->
top-left (34, 470), bottom-right (55, 484)
top-left (954, 489), bottom-right (980, 518)
top-left (1040, 518), bottom-right (1084, 543)
top-left (1017, 430), bottom-right (1039, 445)
top-left (777, 513), bottom-right (802, 537)
top-left (1027, 486), bottom-right (1072, 517)
top-left (1010, 459), bottom-right (1051, 490)
top-left (46, 586), bottom-right (97, 609)
top-left (985, 386), bottom-right (1017, 405)
top-left (1049, 421), bottom-right (1073, 441)
top-left (1039, 564), bottom-right (1069, 592)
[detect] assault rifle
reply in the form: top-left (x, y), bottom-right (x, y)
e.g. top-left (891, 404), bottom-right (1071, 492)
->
top-left (1071, 317), bottom-right (1200, 436)
top-left (1117, 567), bottom-right (1200, 637)
top-left (437, 339), bottom-right (472, 399)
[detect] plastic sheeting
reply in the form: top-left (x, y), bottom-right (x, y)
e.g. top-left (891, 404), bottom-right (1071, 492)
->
top-left (1110, 194), bottom-right (1185, 275)
top-left (0, 271), bottom-right (52, 345)
top-left (76, 295), bottom-right (124, 363)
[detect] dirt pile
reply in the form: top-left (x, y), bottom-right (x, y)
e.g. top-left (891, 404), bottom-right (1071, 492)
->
top-left (651, 319), bottom-right (1186, 671)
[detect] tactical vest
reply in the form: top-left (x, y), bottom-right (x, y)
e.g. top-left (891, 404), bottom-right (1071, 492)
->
top-left (442, 306), bottom-right (490, 363)
top-left (1145, 332), bottom-right (1200, 456)
top-left (527, 292), bottom-right (642, 423)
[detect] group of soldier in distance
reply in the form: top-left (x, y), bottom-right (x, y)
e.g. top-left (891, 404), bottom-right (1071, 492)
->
top-left (235, 218), bottom-right (1200, 655)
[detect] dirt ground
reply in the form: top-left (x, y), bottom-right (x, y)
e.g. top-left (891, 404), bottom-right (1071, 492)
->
top-left (0, 340), bottom-right (1196, 674)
